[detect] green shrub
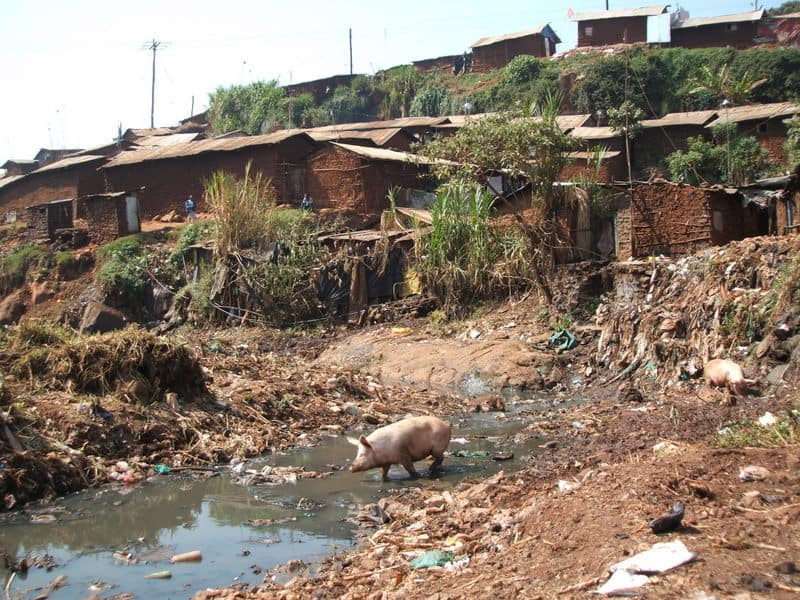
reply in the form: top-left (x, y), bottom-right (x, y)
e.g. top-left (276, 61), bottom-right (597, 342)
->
top-left (96, 235), bottom-right (149, 306)
top-left (502, 55), bottom-right (543, 86)
top-left (0, 245), bottom-right (48, 294)
top-left (410, 84), bottom-right (452, 117)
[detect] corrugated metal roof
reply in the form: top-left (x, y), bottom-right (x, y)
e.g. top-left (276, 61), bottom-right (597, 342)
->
top-left (640, 110), bottom-right (719, 128)
top-left (1, 159), bottom-right (38, 167)
top-left (776, 11), bottom-right (800, 17)
top-left (395, 207), bottom-right (433, 224)
top-left (134, 133), bottom-right (202, 147)
top-left (568, 126), bottom-right (621, 140)
top-left (0, 175), bottom-right (24, 190)
top-left (556, 114), bottom-right (593, 130)
top-left (309, 116), bottom-right (449, 133)
top-left (573, 5), bottom-right (668, 21)
top-left (437, 113), bottom-right (495, 126)
top-left (307, 128), bottom-right (412, 146)
top-left (567, 150), bottom-right (622, 160)
top-left (33, 154), bottom-right (106, 173)
top-left (470, 24), bottom-right (560, 48)
top-left (331, 142), bottom-right (446, 165)
top-left (102, 131), bottom-right (313, 168)
top-left (673, 9), bottom-right (764, 29)
top-left (705, 102), bottom-right (800, 127)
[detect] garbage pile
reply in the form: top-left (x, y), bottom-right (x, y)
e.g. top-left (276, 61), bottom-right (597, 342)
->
top-left (594, 236), bottom-right (800, 387)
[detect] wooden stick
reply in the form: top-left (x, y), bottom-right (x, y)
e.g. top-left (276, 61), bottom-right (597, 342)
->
top-left (4, 572), bottom-right (15, 600)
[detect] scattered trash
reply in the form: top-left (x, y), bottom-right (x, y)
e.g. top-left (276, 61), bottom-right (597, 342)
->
top-left (170, 550), bottom-right (203, 563)
top-left (596, 569), bottom-right (650, 595)
top-left (109, 461), bottom-right (143, 484)
top-left (469, 329), bottom-right (481, 339)
top-left (450, 437), bottom-right (469, 445)
top-left (739, 465), bottom-right (770, 481)
top-left (30, 514), bottom-right (57, 524)
top-left (648, 501), bottom-right (685, 534)
top-left (33, 574), bottom-right (68, 599)
top-left (758, 412), bottom-right (778, 426)
top-left (609, 540), bottom-right (697, 575)
top-left (571, 421), bottom-right (585, 429)
top-left (408, 550), bottom-right (455, 570)
top-left (652, 441), bottom-right (680, 456)
top-left (391, 327), bottom-right (412, 336)
top-left (492, 452), bottom-right (514, 461)
top-left (549, 329), bottom-right (577, 351)
top-left (454, 450), bottom-right (491, 458)
top-left (207, 342), bottom-right (224, 353)
top-left (558, 480), bottom-right (579, 493)
top-left (144, 570), bottom-right (172, 579)
top-left (153, 465), bottom-right (172, 474)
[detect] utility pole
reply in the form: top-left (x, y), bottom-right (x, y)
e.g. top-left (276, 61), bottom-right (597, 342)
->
top-left (190, 95), bottom-right (195, 118)
top-left (349, 28), bottom-right (353, 75)
top-left (148, 38), bottom-right (160, 128)
top-left (606, 0), bottom-right (609, 9)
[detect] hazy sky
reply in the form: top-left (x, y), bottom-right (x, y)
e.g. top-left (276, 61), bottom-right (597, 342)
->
top-left (0, 0), bottom-right (781, 161)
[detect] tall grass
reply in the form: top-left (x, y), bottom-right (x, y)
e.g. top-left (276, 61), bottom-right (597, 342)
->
top-left (414, 185), bottom-right (533, 315)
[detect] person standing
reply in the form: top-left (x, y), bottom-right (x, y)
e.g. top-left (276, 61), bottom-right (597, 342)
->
top-left (300, 193), bottom-right (314, 212)
top-left (185, 194), bottom-right (197, 223)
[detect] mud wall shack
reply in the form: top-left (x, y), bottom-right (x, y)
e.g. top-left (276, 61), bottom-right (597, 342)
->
top-left (560, 151), bottom-right (627, 183)
top-left (305, 143), bottom-right (431, 215)
top-left (634, 114), bottom-right (718, 173)
top-left (670, 12), bottom-right (763, 49)
top-left (24, 198), bottom-right (73, 240)
top-left (100, 133), bottom-right (316, 219)
top-left (575, 14), bottom-right (651, 47)
top-left (284, 74), bottom-right (358, 104)
top-left (0, 156), bottom-right (107, 219)
top-left (470, 27), bottom-right (560, 72)
top-left (76, 192), bottom-right (141, 243)
top-left (613, 182), bottom-right (766, 259)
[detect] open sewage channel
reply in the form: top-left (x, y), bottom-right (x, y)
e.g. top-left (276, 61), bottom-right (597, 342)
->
top-left (0, 392), bottom-right (584, 600)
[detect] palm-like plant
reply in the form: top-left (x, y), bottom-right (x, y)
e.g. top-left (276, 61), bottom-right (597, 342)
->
top-left (687, 64), bottom-right (766, 108)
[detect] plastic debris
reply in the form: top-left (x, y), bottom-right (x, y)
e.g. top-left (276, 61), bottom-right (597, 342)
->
top-left (740, 465), bottom-right (770, 481)
top-left (170, 550), bottom-right (203, 563)
top-left (450, 437), bottom-right (469, 445)
top-left (153, 465), bottom-right (172, 474)
top-left (549, 329), bottom-right (577, 351)
top-left (571, 421), bottom-right (585, 429)
top-left (652, 441), bottom-right (680, 456)
top-left (596, 569), bottom-right (650, 595)
top-left (454, 450), bottom-right (491, 458)
top-left (558, 480), bottom-right (579, 493)
top-left (144, 570), bottom-right (172, 579)
top-left (408, 550), bottom-right (455, 570)
top-left (609, 540), bottom-right (697, 575)
top-left (758, 412), bottom-right (777, 426)
top-left (648, 501), bottom-right (685, 534)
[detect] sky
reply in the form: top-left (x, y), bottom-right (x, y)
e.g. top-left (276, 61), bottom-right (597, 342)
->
top-left (0, 0), bottom-right (784, 162)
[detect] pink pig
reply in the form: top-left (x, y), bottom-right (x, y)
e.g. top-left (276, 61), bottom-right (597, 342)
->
top-left (704, 358), bottom-right (755, 398)
top-left (348, 415), bottom-right (452, 480)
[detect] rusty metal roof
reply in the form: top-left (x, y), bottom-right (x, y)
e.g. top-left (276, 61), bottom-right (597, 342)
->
top-left (673, 9), bottom-right (764, 29)
top-left (330, 142), bottom-right (453, 166)
top-left (471, 24), bottom-right (560, 48)
top-left (567, 150), bottom-right (622, 160)
top-left (394, 207), bottom-right (433, 224)
top-left (568, 126), bottom-right (621, 140)
top-left (640, 110), bottom-right (719, 128)
top-left (2, 159), bottom-right (38, 167)
top-left (436, 113), bottom-right (495, 127)
top-left (307, 128), bottom-right (413, 146)
top-left (0, 174), bottom-right (24, 190)
top-left (309, 116), bottom-right (449, 133)
top-left (134, 133), bottom-right (202, 147)
top-left (33, 154), bottom-right (106, 173)
top-left (705, 102), bottom-right (800, 127)
top-left (102, 131), bottom-right (313, 168)
top-left (572, 5), bottom-right (668, 21)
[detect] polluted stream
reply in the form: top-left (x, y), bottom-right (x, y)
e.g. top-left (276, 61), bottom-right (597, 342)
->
top-left (0, 393), bottom-right (583, 599)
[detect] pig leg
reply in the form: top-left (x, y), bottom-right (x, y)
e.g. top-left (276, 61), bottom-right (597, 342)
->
top-left (381, 465), bottom-right (390, 481)
top-left (430, 451), bottom-right (444, 473)
top-left (401, 459), bottom-right (419, 478)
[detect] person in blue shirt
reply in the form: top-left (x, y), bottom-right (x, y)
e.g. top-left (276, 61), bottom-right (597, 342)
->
top-left (185, 195), bottom-right (197, 223)
top-left (300, 193), bottom-right (314, 212)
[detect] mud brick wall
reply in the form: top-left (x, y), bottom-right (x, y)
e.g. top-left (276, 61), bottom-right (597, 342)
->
top-left (413, 54), bottom-right (461, 74)
top-left (306, 146), bottom-right (429, 215)
top-left (612, 192), bottom-right (633, 260)
top-left (78, 196), bottom-right (125, 243)
top-left (560, 154), bottom-right (627, 183)
top-left (577, 17), bottom-right (647, 47)
top-left (471, 36), bottom-right (550, 73)
top-left (0, 162), bottom-right (106, 218)
top-left (671, 21), bottom-right (760, 49)
top-left (24, 200), bottom-right (73, 240)
top-left (102, 139), bottom-right (314, 219)
top-left (284, 74), bottom-right (356, 104)
top-left (746, 119), bottom-right (790, 164)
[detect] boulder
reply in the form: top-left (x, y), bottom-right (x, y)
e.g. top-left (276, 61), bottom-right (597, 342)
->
top-left (0, 290), bottom-right (26, 325)
top-left (79, 301), bottom-right (128, 334)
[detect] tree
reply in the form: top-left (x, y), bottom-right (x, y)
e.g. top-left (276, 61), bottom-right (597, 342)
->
top-left (767, 1), bottom-right (800, 16)
top-left (666, 124), bottom-right (768, 186)
top-left (687, 64), bottom-right (764, 108)
top-left (208, 80), bottom-right (289, 135)
top-left (378, 66), bottom-right (422, 119)
top-left (607, 100), bottom-right (644, 182)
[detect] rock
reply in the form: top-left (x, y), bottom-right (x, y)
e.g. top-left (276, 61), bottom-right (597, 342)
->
top-left (0, 290), bottom-right (26, 325)
top-left (648, 501), bottom-right (685, 534)
top-left (618, 381), bottom-right (644, 403)
top-left (739, 465), bottom-right (770, 481)
top-left (79, 301), bottom-right (128, 334)
top-left (766, 364), bottom-right (789, 386)
top-left (774, 561), bottom-right (797, 574)
top-left (30, 280), bottom-right (55, 305)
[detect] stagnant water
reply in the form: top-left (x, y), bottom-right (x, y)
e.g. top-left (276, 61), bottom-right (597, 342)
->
top-left (0, 394), bottom-right (578, 600)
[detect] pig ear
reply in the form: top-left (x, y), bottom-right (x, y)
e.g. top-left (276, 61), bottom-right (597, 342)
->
top-left (345, 436), bottom-right (360, 447)
top-left (359, 435), bottom-right (372, 449)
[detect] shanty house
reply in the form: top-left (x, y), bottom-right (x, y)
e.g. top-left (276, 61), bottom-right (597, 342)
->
top-left (613, 182), bottom-right (767, 259)
top-left (560, 150), bottom-right (627, 183)
top-left (100, 131), bottom-right (316, 219)
top-left (412, 54), bottom-right (470, 75)
top-left (305, 142), bottom-right (436, 216)
top-left (634, 110), bottom-right (718, 173)
top-left (1, 159), bottom-right (39, 178)
top-left (671, 10), bottom-right (765, 49)
top-left (76, 191), bottom-right (141, 243)
top-left (0, 155), bottom-right (107, 217)
top-left (469, 25), bottom-right (561, 72)
top-left (704, 102), bottom-right (800, 164)
top-left (33, 148), bottom-right (82, 167)
top-left (572, 5), bottom-right (670, 47)
top-left (24, 198), bottom-right (73, 241)
top-left (568, 126), bottom-right (624, 153)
